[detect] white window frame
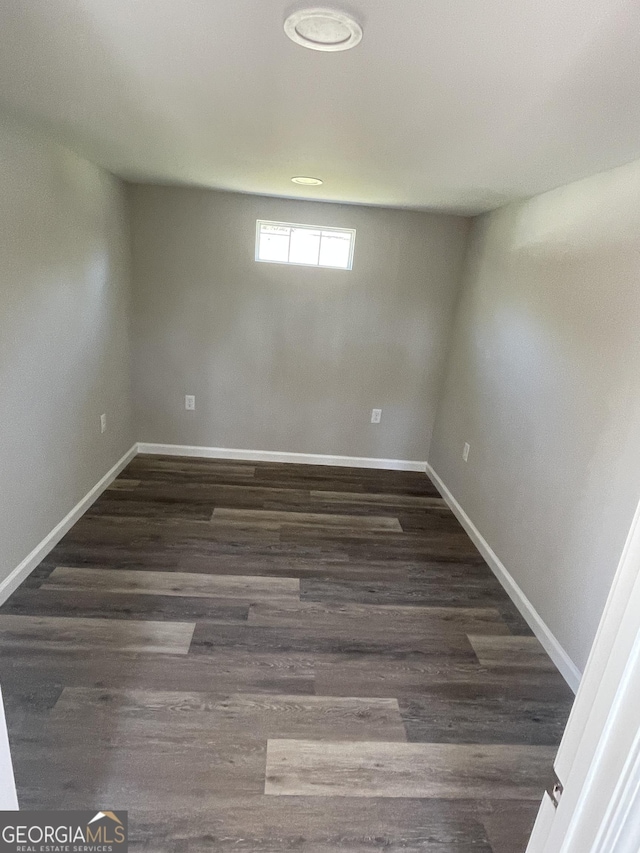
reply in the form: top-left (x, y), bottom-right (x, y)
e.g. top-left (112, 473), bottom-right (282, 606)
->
top-left (255, 219), bottom-right (356, 270)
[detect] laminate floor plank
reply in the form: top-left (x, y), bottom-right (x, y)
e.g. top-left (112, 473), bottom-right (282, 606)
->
top-left (49, 687), bottom-right (407, 744)
top-left (87, 497), bottom-right (215, 522)
top-left (0, 587), bottom-right (249, 623)
top-left (265, 739), bottom-right (556, 799)
top-left (309, 490), bottom-right (449, 509)
top-left (312, 654), bottom-right (574, 702)
top-left (248, 600), bottom-right (511, 637)
top-left (182, 555), bottom-right (412, 582)
top-left (15, 737), bottom-right (267, 801)
top-left (45, 543), bottom-right (181, 571)
top-left (68, 514), bottom-right (283, 546)
top-left (0, 614), bottom-right (194, 654)
top-left (267, 478), bottom-right (436, 495)
top-left (399, 695), bottom-right (572, 745)
top-left (301, 576), bottom-right (513, 608)
top-left (258, 501), bottom-right (442, 519)
top-left (125, 456), bottom-right (257, 483)
top-left (192, 621), bottom-right (479, 656)
top-left (126, 797), bottom-right (492, 853)
top-left (181, 555), bottom-right (490, 581)
top-left (479, 800), bottom-right (541, 853)
top-left (0, 648), bottom-right (316, 697)
top-left (48, 543), bottom-right (355, 574)
top-left (397, 512), bottom-right (472, 534)
top-left (62, 513), bottom-right (227, 539)
top-left (180, 559), bottom-right (490, 583)
top-left (105, 482), bottom-right (311, 507)
top-left (279, 528), bottom-right (484, 558)
top-left (106, 478), bottom-right (141, 490)
top-left (253, 467), bottom-right (441, 498)
top-left (212, 507), bottom-right (403, 532)
top-left (44, 566), bottom-right (300, 601)
top-left (468, 635), bottom-right (558, 671)
top-left (2, 684), bottom-right (64, 740)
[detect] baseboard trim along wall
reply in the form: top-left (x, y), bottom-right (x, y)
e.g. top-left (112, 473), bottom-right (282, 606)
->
top-left (1, 441), bottom-right (579, 693)
top-left (426, 462), bottom-right (582, 693)
top-left (0, 443), bottom-right (138, 607)
top-left (137, 442), bottom-right (428, 472)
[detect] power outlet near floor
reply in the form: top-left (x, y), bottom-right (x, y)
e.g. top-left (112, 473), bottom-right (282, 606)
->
top-left (463, 442), bottom-right (470, 462)
top-left (100, 413), bottom-right (107, 434)
top-left (185, 395), bottom-right (195, 411)
top-left (371, 408), bottom-right (382, 424)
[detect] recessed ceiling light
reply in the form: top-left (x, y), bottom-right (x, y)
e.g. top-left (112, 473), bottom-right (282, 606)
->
top-left (284, 8), bottom-right (363, 52)
top-left (291, 176), bottom-right (324, 185)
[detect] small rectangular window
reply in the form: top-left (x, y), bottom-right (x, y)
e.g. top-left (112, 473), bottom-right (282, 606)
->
top-left (256, 220), bottom-right (355, 270)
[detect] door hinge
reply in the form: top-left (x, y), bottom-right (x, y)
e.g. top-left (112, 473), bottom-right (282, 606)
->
top-left (548, 772), bottom-right (564, 809)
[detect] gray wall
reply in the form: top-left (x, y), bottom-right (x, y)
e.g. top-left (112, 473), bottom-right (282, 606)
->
top-left (429, 158), bottom-right (640, 671)
top-left (129, 186), bottom-right (468, 461)
top-left (0, 114), bottom-right (134, 588)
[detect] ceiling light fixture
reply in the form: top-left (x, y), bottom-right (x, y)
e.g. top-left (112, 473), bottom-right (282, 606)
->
top-left (284, 8), bottom-right (363, 52)
top-left (291, 176), bottom-right (324, 185)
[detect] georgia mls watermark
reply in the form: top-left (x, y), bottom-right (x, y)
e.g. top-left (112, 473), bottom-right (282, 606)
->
top-left (0, 811), bottom-right (127, 853)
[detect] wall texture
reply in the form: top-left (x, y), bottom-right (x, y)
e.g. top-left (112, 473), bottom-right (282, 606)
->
top-left (0, 114), bottom-right (134, 589)
top-left (429, 157), bottom-right (640, 672)
top-left (129, 186), bottom-right (468, 461)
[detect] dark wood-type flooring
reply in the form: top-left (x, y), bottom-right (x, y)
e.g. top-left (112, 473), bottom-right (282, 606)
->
top-left (0, 455), bottom-right (575, 852)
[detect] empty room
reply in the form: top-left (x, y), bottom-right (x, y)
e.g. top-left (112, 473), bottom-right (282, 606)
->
top-left (2, 2), bottom-right (640, 852)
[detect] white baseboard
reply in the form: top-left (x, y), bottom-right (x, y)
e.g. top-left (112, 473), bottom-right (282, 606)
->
top-left (0, 443), bottom-right (138, 606)
top-left (426, 462), bottom-right (582, 693)
top-left (137, 443), bottom-right (427, 472)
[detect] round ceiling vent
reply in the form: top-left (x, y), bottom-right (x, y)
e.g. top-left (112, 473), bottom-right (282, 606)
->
top-left (284, 8), bottom-right (363, 52)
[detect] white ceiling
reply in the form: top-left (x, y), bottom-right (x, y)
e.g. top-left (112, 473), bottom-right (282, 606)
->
top-left (1, 0), bottom-right (640, 213)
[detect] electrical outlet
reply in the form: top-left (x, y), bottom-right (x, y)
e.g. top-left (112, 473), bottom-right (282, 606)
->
top-left (100, 413), bottom-right (107, 434)
top-left (185, 395), bottom-right (195, 411)
top-left (463, 442), bottom-right (470, 462)
top-left (371, 408), bottom-right (382, 424)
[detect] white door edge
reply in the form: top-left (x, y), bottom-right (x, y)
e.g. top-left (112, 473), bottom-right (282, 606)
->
top-left (528, 494), bottom-right (640, 853)
top-left (0, 685), bottom-right (18, 809)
